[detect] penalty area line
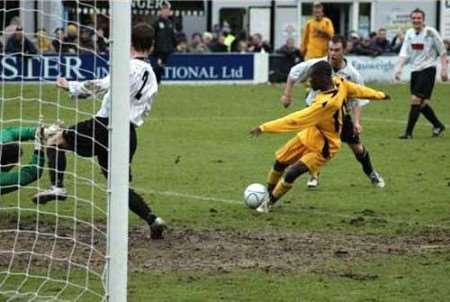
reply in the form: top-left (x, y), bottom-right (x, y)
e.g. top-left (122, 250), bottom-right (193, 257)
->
top-left (134, 187), bottom-right (450, 231)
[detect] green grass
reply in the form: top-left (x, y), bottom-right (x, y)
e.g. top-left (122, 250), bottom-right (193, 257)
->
top-left (0, 83), bottom-right (449, 301)
top-left (129, 254), bottom-right (450, 302)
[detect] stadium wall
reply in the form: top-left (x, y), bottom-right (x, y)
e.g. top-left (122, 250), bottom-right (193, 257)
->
top-left (1, 53), bottom-right (449, 84)
top-left (0, 53), bottom-right (269, 85)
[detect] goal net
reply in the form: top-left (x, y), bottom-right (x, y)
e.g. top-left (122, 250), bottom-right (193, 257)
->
top-left (0, 1), bottom-right (130, 301)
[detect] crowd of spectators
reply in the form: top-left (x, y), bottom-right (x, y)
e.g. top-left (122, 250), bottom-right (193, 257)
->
top-left (170, 25), bottom-right (274, 55)
top-left (346, 28), bottom-right (406, 56)
top-left (1, 14), bottom-right (450, 58)
top-left (0, 17), bottom-right (110, 55)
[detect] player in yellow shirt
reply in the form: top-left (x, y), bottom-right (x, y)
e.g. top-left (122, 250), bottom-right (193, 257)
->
top-left (249, 61), bottom-right (390, 213)
top-left (301, 2), bottom-right (334, 60)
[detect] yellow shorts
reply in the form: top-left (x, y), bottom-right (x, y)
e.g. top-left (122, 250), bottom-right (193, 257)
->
top-left (275, 135), bottom-right (328, 175)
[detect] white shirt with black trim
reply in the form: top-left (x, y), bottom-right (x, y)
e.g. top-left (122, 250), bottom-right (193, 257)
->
top-left (288, 56), bottom-right (369, 108)
top-left (399, 26), bottom-right (446, 72)
top-left (67, 58), bottom-right (158, 127)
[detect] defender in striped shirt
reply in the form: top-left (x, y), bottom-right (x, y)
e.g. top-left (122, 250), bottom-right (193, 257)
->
top-left (395, 8), bottom-right (448, 139)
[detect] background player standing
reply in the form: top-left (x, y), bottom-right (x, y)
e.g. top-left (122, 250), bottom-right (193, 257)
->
top-left (395, 8), bottom-right (448, 139)
top-left (300, 2), bottom-right (334, 60)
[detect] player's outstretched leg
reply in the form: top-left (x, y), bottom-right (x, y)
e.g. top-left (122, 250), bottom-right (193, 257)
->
top-left (266, 161), bottom-right (287, 194)
top-left (420, 104), bottom-right (445, 137)
top-left (129, 189), bottom-right (167, 240)
top-left (32, 145), bottom-right (68, 204)
top-left (97, 150), bottom-right (167, 240)
top-left (350, 143), bottom-right (385, 188)
top-left (257, 161), bottom-right (309, 213)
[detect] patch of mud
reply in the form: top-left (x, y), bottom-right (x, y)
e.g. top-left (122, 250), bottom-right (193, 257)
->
top-left (129, 226), bottom-right (450, 273)
top-left (1, 221), bottom-right (450, 273)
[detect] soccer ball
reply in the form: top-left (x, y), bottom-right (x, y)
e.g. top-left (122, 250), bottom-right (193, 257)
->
top-left (243, 183), bottom-right (269, 209)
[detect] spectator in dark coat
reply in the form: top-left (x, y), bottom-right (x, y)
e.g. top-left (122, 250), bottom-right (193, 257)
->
top-left (209, 32), bottom-right (228, 52)
top-left (248, 33), bottom-right (272, 53)
top-left (276, 38), bottom-right (302, 63)
top-left (152, 3), bottom-right (177, 83)
top-left (390, 29), bottom-right (405, 54)
top-left (371, 28), bottom-right (391, 53)
top-left (5, 26), bottom-right (37, 55)
top-left (79, 27), bottom-right (95, 53)
top-left (52, 28), bottom-right (68, 53)
top-left (349, 33), bottom-right (381, 57)
top-left (230, 31), bottom-right (248, 52)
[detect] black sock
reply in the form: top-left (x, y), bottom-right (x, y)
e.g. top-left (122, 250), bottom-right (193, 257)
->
top-left (267, 184), bottom-right (276, 194)
top-left (420, 104), bottom-right (444, 128)
top-left (269, 192), bottom-right (278, 204)
top-left (355, 147), bottom-right (373, 177)
top-left (405, 105), bottom-right (421, 135)
top-left (47, 147), bottom-right (66, 187)
top-left (129, 188), bottom-right (156, 224)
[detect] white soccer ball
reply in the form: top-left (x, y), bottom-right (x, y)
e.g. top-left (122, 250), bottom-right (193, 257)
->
top-left (244, 183), bottom-right (269, 209)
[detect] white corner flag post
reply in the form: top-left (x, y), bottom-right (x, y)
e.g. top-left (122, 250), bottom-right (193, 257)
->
top-left (108, 1), bottom-right (131, 301)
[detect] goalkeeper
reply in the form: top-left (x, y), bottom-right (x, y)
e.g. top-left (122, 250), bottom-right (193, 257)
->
top-left (0, 126), bottom-right (46, 195)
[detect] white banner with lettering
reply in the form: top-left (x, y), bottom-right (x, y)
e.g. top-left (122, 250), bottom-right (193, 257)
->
top-left (441, 0), bottom-right (450, 40)
top-left (347, 55), bottom-right (449, 83)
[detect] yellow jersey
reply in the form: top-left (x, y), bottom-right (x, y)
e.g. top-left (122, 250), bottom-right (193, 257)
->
top-left (301, 17), bottom-right (334, 60)
top-left (260, 77), bottom-right (386, 157)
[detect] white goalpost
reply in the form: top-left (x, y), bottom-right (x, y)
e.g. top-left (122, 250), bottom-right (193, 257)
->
top-left (107, 1), bottom-right (130, 302)
top-left (0, 0), bottom-right (130, 301)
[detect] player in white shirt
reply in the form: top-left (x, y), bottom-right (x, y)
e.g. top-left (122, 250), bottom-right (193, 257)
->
top-left (279, 35), bottom-right (385, 188)
top-left (33, 23), bottom-right (167, 240)
top-left (395, 8), bottom-right (448, 139)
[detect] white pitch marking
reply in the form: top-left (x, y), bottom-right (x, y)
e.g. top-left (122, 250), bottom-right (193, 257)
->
top-left (134, 187), bottom-right (450, 230)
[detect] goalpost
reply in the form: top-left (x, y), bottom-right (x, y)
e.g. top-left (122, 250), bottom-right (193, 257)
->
top-left (108, 1), bottom-right (130, 302)
top-left (0, 1), bottom-right (130, 301)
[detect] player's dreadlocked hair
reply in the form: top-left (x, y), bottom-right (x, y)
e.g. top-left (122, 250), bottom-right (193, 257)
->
top-left (310, 61), bottom-right (332, 78)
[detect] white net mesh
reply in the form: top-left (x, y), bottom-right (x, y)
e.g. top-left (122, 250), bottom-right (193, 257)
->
top-left (0, 1), bottom-right (116, 300)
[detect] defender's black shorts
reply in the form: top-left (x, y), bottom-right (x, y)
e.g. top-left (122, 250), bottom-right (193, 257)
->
top-left (340, 114), bottom-right (360, 145)
top-left (410, 66), bottom-right (436, 100)
top-left (62, 117), bottom-right (137, 163)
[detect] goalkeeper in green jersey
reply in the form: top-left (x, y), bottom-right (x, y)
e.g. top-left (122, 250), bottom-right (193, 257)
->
top-left (0, 126), bottom-right (47, 195)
